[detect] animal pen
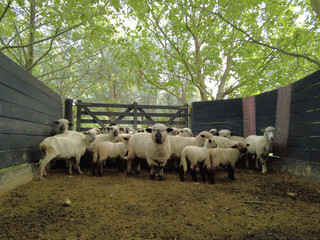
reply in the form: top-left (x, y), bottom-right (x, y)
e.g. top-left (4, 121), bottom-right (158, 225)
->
top-left (1, 51), bottom-right (320, 240)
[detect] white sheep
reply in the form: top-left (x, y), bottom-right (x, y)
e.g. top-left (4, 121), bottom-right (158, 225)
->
top-left (179, 138), bottom-right (217, 182)
top-left (92, 134), bottom-right (131, 176)
top-left (179, 127), bottom-right (194, 137)
top-left (124, 123), bottom-right (173, 180)
top-left (168, 127), bottom-right (181, 136)
top-left (38, 128), bottom-right (98, 180)
top-left (218, 129), bottom-right (246, 143)
top-left (202, 142), bottom-right (249, 184)
top-left (212, 136), bottom-right (238, 148)
top-left (245, 126), bottom-right (279, 174)
top-left (88, 125), bottom-right (124, 151)
top-left (209, 128), bottom-right (218, 136)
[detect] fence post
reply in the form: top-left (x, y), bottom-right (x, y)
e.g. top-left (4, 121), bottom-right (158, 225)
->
top-left (76, 100), bottom-right (82, 132)
top-left (64, 99), bottom-right (74, 130)
top-left (184, 103), bottom-right (189, 128)
top-left (133, 102), bottom-right (138, 129)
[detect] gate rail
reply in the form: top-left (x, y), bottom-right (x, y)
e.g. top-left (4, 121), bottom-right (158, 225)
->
top-left (73, 100), bottom-right (189, 131)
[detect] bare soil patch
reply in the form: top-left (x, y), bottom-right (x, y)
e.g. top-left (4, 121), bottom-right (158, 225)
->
top-left (0, 166), bottom-right (320, 240)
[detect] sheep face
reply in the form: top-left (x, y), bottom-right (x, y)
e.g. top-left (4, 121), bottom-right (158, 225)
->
top-left (84, 129), bottom-right (98, 143)
top-left (231, 142), bottom-right (249, 154)
top-left (218, 129), bottom-right (232, 138)
top-left (146, 123), bottom-right (173, 144)
top-left (262, 126), bottom-right (278, 141)
top-left (104, 125), bottom-right (124, 137)
top-left (54, 119), bottom-right (73, 134)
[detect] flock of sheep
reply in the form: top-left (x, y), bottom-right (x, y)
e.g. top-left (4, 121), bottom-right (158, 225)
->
top-left (38, 119), bottom-right (278, 184)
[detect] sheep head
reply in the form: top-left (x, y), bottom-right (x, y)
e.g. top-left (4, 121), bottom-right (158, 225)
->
top-left (146, 123), bottom-right (173, 144)
top-left (218, 129), bottom-right (232, 139)
top-left (198, 131), bottom-right (214, 143)
top-left (205, 138), bottom-right (217, 149)
top-left (231, 142), bottom-right (249, 154)
top-left (209, 129), bottom-right (218, 136)
top-left (83, 129), bottom-right (98, 143)
top-left (262, 126), bottom-right (279, 141)
top-left (54, 118), bottom-right (73, 134)
top-left (104, 125), bottom-right (124, 137)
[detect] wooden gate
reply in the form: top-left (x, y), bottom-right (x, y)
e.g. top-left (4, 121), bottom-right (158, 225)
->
top-left (73, 100), bottom-right (189, 131)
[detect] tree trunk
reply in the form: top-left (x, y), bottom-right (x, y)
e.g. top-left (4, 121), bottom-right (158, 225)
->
top-left (26, 0), bottom-right (36, 73)
top-left (216, 54), bottom-right (232, 99)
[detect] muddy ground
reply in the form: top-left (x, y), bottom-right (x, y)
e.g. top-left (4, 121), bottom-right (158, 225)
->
top-left (0, 164), bottom-right (320, 240)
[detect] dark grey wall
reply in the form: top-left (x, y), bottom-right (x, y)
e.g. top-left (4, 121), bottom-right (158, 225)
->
top-left (0, 53), bottom-right (63, 169)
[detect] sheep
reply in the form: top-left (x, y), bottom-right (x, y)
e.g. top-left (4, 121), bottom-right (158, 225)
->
top-left (168, 127), bottom-right (181, 136)
top-left (218, 129), bottom-right (246, 143)
top-left (209, 128), bottom-right (218, 136)
top-left (136, 128), bottom-right (145, 133)
top-left (124, 123), bottom-right (173, 180)
top-left (179, 138), bottom-right (217, 182)
top-left (38, 128), bottom-right (98, 180)
top-left (202, 142), bottom-right (249, 184)
top-left (245, 126), bottom-right (279, 174)
top-left (179, 127), bottom-right (194, 137)
top-left (89, 125), bottom-right (124, 152)
top-left (92, 134), bottom-right (131, 176)
top-left (212, 136), bottom-right (238, 148)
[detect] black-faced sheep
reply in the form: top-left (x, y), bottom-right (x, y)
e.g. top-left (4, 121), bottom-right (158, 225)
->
top-left (179, 138), bottom-right (217, 182)
top-left (245, 126), bottom-right (278, 174)
top-left (202, 142), bottom-right (249, 184)
top-left (38, 129), bottom-right (98, 180)
top-left (92, 135), bottom-right (131, 176)
top-left (124, 123), bottom-right (173, 180)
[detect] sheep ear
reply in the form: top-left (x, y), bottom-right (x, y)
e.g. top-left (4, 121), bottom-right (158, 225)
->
top-left (201, 134), bottom-right (205, 138)
top-left (231, 144), bottom-right (238, 148)
top-left (275, 128), bottom-right (279, 132)
top-left (261, 128), bottom-right (265, 133)
top-left (146, 127), bottom-right (152, 133)
top-left (208, 139), bottom-right (212, 143)
top-left (95, 129), bottom-right (101, 135)
top-left (247, 144), bottom-right (250, 147)
top-left (167, 128), bottom-right (173, 133)
top-left (120, 127), bottom-right (125, 132)
top-left (53, 121), bottom-right (59, 125)
top-left (230, 132), bottom-right (234, 136)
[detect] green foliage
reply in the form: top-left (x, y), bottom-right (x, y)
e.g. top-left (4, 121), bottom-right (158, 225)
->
top-left (0, 0), bottom-right (319, 104)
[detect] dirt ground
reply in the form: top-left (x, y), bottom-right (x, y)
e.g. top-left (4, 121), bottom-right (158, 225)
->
top-left (0, 164), bottom-right (320, 240)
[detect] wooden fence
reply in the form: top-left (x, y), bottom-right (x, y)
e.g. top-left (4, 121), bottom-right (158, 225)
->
top-left (192, 70), bottom-right (320, 180)
top-left (74, 100), bottom-right (190, 131)
top-left (0, 53), bottom-right (63, 170)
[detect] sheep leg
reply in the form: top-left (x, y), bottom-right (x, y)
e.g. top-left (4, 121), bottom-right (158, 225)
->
top-left (209, 170), bottom-right (215, 184)
top-left (260, 156), bottom-right (268, 174)
top-left (67, 158), bottom-right (74, 175)
top-left (190, 165), bottom-right (197, 182)
top-left (135, 159), bottom-right (141, 174)
top-left (150, 166), bottom-right (156, 180)
top-left (227, 165), bottom-right (236, 180)
top-left (158, 167), bottom-right (165, 181)
top-left (98, 160), bottom-right (104, 176)
top-left (179, 165), bottom-right (185, 181)
top-left (75, 156), bottom-right (83, 174)
top-left (38, 154), bottom-right (55, 180)
top-left (201, 166), bottom-right (207, 183)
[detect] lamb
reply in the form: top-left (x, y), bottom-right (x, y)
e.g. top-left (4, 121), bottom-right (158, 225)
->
top-left (92, 134), bottom-right (131, 176)
top-left (38, 128), bottom-right (98, 180)
top-left (209, 128), bottom-right (218, 136)
top-left (179, 128), bottom-right (194, 137)
top-left (168, 127), bottom-right (181, 136)
top-left (89, 125), bottom-right (124, 151)
top-left (218, 129), bottom-right (246, 143)
top-left (179, 138), bottom-right (217, 182)
top-left (124, 123), bottom-right (173, 180)
top-left (212, 136), bottom-right (238, 148)
top-left (202, 142), bottom-right (249, 184)
top-left (54, 118), bottom-right (84, 138)
top-left (245, 126), bottom-right (278, 174)
top-left (169, 131), bottom-right (214, 159)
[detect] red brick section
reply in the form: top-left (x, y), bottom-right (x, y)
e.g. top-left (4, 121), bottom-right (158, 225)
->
top-left (242, 96), bottom-right (256, 138)
top-left (273, 84), bottom-right (292, 157)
